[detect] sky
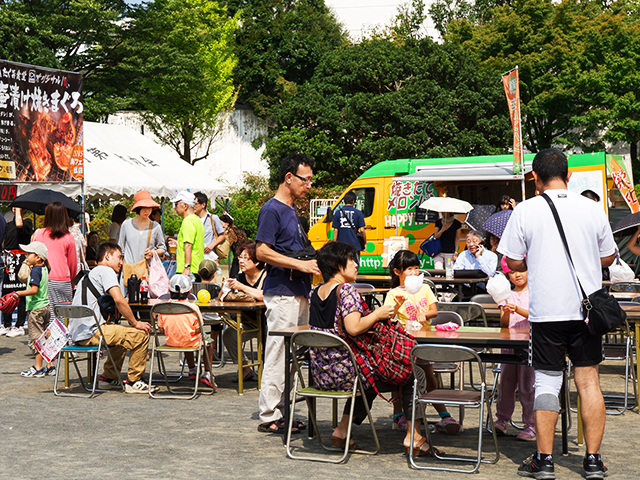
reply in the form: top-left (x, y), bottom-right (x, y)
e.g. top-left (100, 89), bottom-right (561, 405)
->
top-left (325, 0), bottom-right (438, 40)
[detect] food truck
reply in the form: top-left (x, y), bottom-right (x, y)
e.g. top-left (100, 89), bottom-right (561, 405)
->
top-left (308, 152), bottom-right (617, 275)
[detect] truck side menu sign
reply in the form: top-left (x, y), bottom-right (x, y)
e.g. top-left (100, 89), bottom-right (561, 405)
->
top-left (0, 60), bottom-right (83, 182)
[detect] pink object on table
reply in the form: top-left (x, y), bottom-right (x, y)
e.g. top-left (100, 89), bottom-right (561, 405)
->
top-left (434, 322), bottom-right (460, 331)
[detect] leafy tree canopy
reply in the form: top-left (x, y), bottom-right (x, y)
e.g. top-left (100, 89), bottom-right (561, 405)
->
top-left (224, 0), bottom-right (348, 118)
top-left (116, 0), bottom-right (239, 165)
top-left (262, 37), bottom-right (511, 187)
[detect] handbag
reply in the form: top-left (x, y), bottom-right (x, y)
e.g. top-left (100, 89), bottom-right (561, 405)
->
top-left (542, 193), bottom-right (626, 336)
top-left (421, 235), bottom-right (442, 258)
top-left (17, 262), bottom-right (32, 285)
top-left (336, 285), bottom-right (416, 401)
top-left (211, 215), bottom-right (230, 260)
top-left (122, 225), bottom-right (153, 287)
top-left (148, 251), bottom-right (170, 298)
top-left (339, 208), bottom-right (366, 251)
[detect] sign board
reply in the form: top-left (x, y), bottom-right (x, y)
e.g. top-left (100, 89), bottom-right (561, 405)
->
top-left (0, 60), bottom-right (84, 182)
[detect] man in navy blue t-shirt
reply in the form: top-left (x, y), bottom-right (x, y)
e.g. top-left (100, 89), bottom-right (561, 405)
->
top-left (332, 191), bottom-right (366, 264)
top-left (256, 152), bottom-right (321, 434)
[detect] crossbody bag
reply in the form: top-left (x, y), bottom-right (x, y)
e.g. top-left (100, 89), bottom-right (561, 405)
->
top-left (542, 193), bottom-right (626, 336)
top-left (122, 223), bottom-right (152, 287)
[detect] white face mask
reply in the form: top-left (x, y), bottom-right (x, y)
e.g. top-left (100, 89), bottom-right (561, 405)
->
top-left (404, 274), bottom-right (424, 295)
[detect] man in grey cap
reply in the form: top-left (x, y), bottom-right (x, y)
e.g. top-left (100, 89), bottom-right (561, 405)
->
top-left (172, 191), bottom-right (205, 279)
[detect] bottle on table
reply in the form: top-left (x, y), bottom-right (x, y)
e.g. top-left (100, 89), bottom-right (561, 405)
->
top-left (140, 276), bottom-right (148, 304)
top-left (128, 274), bottom-right (140, 303)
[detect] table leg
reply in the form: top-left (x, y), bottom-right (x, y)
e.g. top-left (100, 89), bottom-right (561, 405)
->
top-left (636, 322), bottom-right (639, 399)
top-left (282, 336), bottom-right (292, 446)
top-left (561, 371), bottom-right (568, 456)
top-left (237, 312), bottom-right (244, 396)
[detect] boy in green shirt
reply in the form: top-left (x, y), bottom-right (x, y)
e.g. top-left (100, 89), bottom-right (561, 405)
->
top-left (18, 242), bottom-right (53, 378)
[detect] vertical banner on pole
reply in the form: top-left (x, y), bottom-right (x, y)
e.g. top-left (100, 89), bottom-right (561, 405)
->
top-left (502, 66), bottom-right (524, 177)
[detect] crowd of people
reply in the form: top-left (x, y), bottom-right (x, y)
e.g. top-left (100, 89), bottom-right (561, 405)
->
top-left (0, 148), bottom-right (619, 479)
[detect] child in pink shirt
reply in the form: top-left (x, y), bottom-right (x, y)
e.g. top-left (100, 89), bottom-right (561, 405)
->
top-left (495, 256), bottom-right (535, 441)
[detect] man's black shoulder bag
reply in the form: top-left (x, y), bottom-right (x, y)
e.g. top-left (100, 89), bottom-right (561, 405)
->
top-left (73, 270), bottom-right (117, 321)
top-left (280, 216), bottom-right (316, 279)
top-left (542, 193), bottom-right (626, 336)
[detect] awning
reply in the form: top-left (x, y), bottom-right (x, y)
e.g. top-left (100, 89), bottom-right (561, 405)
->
top-left (393, 163), bottom-right (532, 182)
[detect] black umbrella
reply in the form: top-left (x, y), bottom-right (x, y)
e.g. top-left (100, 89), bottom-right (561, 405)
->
top-left (612, 211), bottom-right (640, 238)
top-left (11, 188), bottom-right (82, 216)
top-left (464, 204), bottom-right (496, 231)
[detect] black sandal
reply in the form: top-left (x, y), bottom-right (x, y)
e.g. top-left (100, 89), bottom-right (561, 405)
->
top-left (257, 419), bottom-right (301, 435)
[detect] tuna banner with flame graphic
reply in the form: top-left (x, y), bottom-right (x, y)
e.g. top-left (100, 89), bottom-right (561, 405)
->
top-left (502, 67), bottom-right (524, 177)
top-left (0, 60), bottom-right (83, 182)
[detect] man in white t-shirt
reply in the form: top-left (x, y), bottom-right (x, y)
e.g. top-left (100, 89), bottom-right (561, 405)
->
top-left (194, 192), bottom-right (226, 257)
top-left (70, 242), bottom-right (157, 394)
top-left (499, 149), bottom-right (616, 479)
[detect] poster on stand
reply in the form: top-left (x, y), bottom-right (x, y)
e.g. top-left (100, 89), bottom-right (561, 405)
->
top-left (0, 60), bottom-right (84, 182)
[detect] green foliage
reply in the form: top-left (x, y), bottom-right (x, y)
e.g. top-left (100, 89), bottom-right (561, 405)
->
top-left (446, 0), bottom-right (607, 152)
top-left (225, 0), bottom-right (348, 118)
top-left (116, 0), bottom-right (239, 165)
top-left (429, 0), bottom-right (509, 37)
top-left (262, 37), bottom-right (511, 186)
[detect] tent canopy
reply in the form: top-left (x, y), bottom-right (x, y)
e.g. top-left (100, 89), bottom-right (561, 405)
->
top-left (17, 122), bottom-right (228, 201)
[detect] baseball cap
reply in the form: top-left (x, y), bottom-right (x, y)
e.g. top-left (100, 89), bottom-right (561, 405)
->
top-left (198, 259), bottom-right (217, 279)
top-left (169, 274), bottom-right (193, 294)
top-left (171, 190), bottom-right (195, 207)
top-left (20, 241), bottom-right (48, 261)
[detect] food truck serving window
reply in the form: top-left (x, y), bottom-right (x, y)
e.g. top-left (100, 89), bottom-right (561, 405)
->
top-left (334, 188), bottom-right (375, 218)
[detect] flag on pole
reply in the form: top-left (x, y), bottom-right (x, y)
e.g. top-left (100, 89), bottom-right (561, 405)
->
top-left (502, 67), bottom-right (524, 176)
top-left (608, 154), bottom-right (639, 212)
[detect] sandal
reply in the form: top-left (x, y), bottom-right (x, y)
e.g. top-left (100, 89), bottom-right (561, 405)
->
top-left (257, 419), bottom-right (301, 435)
top-left (332, 435), bottom-right (359, 451)
top-left (404, 438), bottom-right (445, 457)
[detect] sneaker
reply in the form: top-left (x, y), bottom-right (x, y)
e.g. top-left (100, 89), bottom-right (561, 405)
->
top-left (21, 366), bottom-right (46, 378)
top-left (393, 414), bottom-right (408, 432)
top-left (45, 366), bottom-right (56, 376)
top-left (188, 368), bottom-right (197, 381)
top-left (494, 418), bottom-right (508, 435)
top-left (583, 454), bottom-right (609, 479)
top-left (98, 375), bottom-right (122, 390)
top-left (517, 425), bottom-right (537, 442)
top-left (200, 373), bottom-right (217, 391)
top-left (518, 452), bottom-right (555, 479)
top-left (125, 379), bottom-right (159, 394)
top-left (435, 416), bottom-right (461, 435)
top-left (6, 326), bottom-right (25, 337)
top-left (0, 326), bottom-right (10, 336)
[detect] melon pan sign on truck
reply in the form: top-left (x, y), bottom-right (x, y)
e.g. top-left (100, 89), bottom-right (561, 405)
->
top-left (308, 152), bottom-right (608, 276)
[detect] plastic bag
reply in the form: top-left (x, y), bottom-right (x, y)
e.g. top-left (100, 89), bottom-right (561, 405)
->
top-left (486, 273), bottom-right (512, 303)
top-left (149, 251), bottom-right (170, 298)
top-left (609, 257), bottom-right (635, 282)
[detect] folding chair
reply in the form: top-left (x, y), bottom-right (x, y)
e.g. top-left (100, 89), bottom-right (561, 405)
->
top-left (409, 344), bottom-right (499, 473)
top-left (470, 294), bottom-right (495, 304)
top-left (609, 282), bottom-right (640, 294)
top-left (148, 302), bottom-right (216, 399)
top-left (192, 282), bottom-right (226, 367)
top-left (286, 330), bottom-right (380, 464)
top-left (350, 283), bottom-right (382, 309)
top-left (437, 302), bottom-right (487, 327)
top-left (53, 305), bottom-right (125, 398)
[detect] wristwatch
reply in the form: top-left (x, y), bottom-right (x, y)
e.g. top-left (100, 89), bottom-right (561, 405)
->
top-left (184, 263), bottom-right (190, 269)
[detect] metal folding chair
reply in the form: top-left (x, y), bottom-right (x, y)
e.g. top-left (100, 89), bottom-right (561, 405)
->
top-left (148, 302), bottom-right (215, 399)
top-left (609, 282), bottom-right (640, 294)
top-left (437, 302), bottom-right (487, 327)
top-left (53, 305), bottom-right (125, 398)
top-left (192, 282), bottom-right (226, 368)
top-left (409, 344), bottom-right (499, 473)
top-left (470, 294), bottom-right (495, 304)
top-left (286, 330), bottom-right (380, 464)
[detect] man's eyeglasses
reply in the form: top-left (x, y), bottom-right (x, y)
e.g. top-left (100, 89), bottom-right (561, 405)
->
top-left (293, 173), bottom-right (313, 185)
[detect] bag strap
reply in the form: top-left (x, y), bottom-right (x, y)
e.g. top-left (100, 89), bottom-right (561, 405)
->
top-left (146, 221), bottom-right (153, 249)
top-left (541, 192), bottom-right (588, 302)
top-left (340, 208), bottom-right (359, 234)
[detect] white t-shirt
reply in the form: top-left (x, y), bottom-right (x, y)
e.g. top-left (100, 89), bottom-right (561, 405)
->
top-left (498, 189), bottom-right (616, 323)
top-left (69, 265), bottom-right (119, 341)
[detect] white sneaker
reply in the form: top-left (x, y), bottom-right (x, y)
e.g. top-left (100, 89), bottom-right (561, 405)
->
top-left (0, 326), bottom-right (10, 336)
top-left (125, 379), bottom-right (159, 394)
top-left (6, 326), bottom-right (25, 337)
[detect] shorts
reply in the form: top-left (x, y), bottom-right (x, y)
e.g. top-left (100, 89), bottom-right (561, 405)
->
top-left (529, 320), bottom-right (604, 371)
top-left (27, 306), bottom-right (51, 350)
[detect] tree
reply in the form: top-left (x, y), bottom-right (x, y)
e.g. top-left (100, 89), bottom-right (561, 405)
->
top-left (116, 0), bottom-right (239, 165)
top-left (0, 0), bottom-right (129, 119)
top-left (429, 0), bottom-right (510, 37)
top-left (225, 0), bottom-right (348, 118)
top-left (576, 6), bottom-right (640, 175)
top-left (446, 0), bottom-right (604, 152)
top-left (262, 37), bottom-right (511, 186)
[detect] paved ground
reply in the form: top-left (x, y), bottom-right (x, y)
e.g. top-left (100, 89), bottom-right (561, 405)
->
top-left (1, 333), bottom-right (639, 479)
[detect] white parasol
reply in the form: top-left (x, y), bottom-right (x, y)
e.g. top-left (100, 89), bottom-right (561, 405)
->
top-left (419, 197), bottom-right (474, 214)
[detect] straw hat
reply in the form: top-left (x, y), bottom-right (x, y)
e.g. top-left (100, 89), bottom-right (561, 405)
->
top-left (132, 190), bottom-right (160, 211)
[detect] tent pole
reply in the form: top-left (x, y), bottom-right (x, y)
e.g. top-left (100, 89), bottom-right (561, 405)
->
top-left (161, 198), bottom-right (165, 233)
top-left (521, 177), bottom-right (526, 201)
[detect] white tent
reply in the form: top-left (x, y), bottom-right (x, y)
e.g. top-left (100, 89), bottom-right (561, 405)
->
top-left (16, 122), bottom-right (228, 200)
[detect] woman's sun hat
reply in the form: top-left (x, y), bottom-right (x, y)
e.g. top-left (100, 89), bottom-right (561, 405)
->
top-left (132, 190), bottom-right (160, 211)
